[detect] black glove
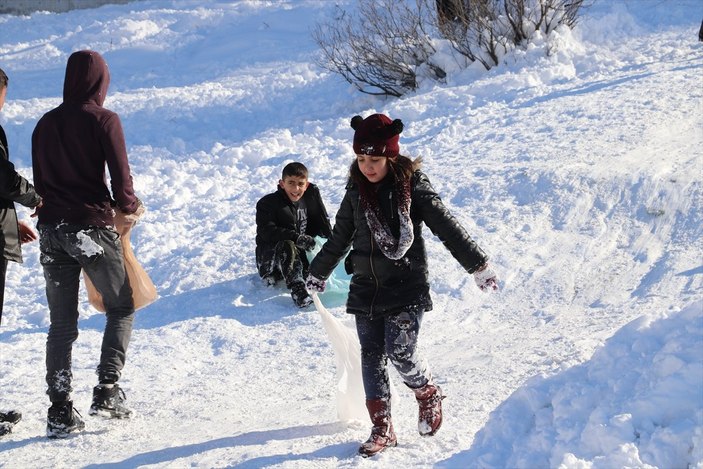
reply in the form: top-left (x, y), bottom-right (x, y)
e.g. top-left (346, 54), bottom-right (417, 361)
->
top-left (295, 234), bottom-right (316, 251)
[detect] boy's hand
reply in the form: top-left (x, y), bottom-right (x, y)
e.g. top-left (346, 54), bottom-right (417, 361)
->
top-left (305, 275), bottom-right (326, 293)
top-left (30, 199), bottom-right (43, 218)
top-left (115, 199), bottom-right (145, 234)
top-left (296, 234), bottom-right (316, 251)
top-left (18, 220), bottom-right (38, 244)
top-left (474, 263), bottom-right (498, 292)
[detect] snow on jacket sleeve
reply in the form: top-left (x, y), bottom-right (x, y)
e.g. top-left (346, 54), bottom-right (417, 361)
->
top-left (413, 171), bottom-right (488, 274)
top-left (309, 189), bottom-right (356, 280)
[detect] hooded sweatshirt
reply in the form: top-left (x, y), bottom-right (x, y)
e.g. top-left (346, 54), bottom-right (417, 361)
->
top-left (32, 50), bottom-right (139, 227)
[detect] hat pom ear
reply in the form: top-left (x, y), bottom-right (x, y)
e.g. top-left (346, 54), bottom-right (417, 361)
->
top-left (350, 115), bottom-right (364, 130)
top-left (377, 118), bottom-right (404, 140)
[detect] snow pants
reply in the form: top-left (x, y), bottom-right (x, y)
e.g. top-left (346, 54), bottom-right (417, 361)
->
top-left (257, 240), bottom-right (308, 288)
top-left (355, 308), bottom-right (431, 400)
top-left (39, 224), bottom-right (135, 403)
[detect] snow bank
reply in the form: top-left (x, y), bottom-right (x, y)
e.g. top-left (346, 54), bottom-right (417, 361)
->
top-left (442, 300), bottom-right (703, 468)
top-left (0, 0), bottom-right (701, 467)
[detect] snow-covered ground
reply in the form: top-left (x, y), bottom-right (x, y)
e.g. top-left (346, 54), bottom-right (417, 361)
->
top-left (0, 1), bottom-right (701, 467)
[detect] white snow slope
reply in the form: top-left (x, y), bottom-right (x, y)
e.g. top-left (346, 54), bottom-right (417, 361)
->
top-left (0, 1), bottom-right (701, 468)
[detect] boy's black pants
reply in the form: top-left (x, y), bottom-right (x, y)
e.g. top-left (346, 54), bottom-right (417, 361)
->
top-left (257, 240), bottom-right (308, 288)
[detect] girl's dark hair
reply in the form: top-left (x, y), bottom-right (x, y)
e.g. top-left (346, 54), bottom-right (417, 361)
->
top-left (349, 154), bottom-right (419, 193)
top-left (0, 68), bottom-right (8, 88)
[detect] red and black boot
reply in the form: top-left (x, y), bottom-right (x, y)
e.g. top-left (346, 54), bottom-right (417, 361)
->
top-left (358, 398), bottom-right (397, 457)
top-left (412, 382), bottom-right (445, 436)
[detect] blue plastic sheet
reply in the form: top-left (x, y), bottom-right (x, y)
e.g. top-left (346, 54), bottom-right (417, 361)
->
top-left (307, 237), bottom-right (351, 307)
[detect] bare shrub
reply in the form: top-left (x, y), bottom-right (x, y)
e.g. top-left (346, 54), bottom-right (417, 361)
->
top-left (312, 0), bottom-right (444, 97)
top-left (312, 0), bottom-right (587, 97)
top-left (434, 0), bottom-right (587, 70)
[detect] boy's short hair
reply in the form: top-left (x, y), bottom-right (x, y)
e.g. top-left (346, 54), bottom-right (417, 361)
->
top-left (282, 162), bottom-right (308, 179)
top-left (0, 68), bottom-right (8, 88)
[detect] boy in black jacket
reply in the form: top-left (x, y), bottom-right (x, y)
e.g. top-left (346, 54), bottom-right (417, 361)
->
top-left (0, 67), bottom-right (43, 437)
top-left (256, 162), bottom-right (332, 308)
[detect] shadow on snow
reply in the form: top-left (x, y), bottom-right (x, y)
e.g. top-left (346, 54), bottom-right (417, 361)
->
top-left (79, 422), bottom-right (353, 469)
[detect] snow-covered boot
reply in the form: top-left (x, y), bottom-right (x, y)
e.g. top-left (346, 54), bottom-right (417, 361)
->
top-left (358, 398), bottom-right (397, 457)
top-left (291, 282), bottom-right (312, 308)
top-left (0, 410), bottom-right (21, 424)
top-left (411, 382), bottom-right (445, 436)
top-left (47, 401), bottom-right (85, 438)
top-left (89, 383), bottom-right (133, 418)
top-left (0, 410), bottom-right (21, 436)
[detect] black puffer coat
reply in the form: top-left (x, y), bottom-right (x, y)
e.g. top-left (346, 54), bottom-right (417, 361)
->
top-left (309, 170), bottom-right (487, 317)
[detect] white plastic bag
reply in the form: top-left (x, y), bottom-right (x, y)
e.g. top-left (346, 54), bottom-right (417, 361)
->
top-left (312, 293), bottom-right (403, 422)
top-left (312, 293), bottom-right (367, 422)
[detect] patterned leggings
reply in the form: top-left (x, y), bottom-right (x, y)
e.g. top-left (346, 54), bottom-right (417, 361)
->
top-left (355, 308), bottom-right (431, 400)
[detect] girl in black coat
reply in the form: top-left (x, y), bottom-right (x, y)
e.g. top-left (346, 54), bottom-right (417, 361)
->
top-left (306, 114), bottom-right (498, 457)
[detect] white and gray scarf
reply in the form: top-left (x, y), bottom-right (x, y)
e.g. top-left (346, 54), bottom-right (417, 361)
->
top-left (360, 178), bottom-right (414, 260)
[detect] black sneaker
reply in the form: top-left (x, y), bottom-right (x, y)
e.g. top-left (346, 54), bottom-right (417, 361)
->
top-left (47, 401), bottom-right (85, 439)
top-left (0, 422), bottom-right (13, 436)
top-left (0, 423), bottom-right (11, 436)
top-left (0, 410), bottom-right (21, 436)
top-left (0, 410), bottom-right (21, 424)
top-left (291, 284), bottom-right (313, 308)
top-left (89, 384), bottom-right (132, 419)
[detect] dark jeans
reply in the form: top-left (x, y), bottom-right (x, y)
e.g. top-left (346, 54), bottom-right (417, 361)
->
top-left (0, 258), bottom-right (6, 324)
top-left (39, 224), bottom-right (135, 402)
top-left (355, 308), bottom-right (431, 400)
top-left (257, 240), bottom-right (307, 289)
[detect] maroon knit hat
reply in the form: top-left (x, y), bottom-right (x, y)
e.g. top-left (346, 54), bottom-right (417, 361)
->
top-left (351, 114), bottom-right (404, 157)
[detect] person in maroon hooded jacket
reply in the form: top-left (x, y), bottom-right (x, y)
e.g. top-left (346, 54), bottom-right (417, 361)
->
top-left (32, 50), bottom-right (144, 439)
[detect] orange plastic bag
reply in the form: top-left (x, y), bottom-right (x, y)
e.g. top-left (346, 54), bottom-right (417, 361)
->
top-left (84, 211), bottom-right (157, 312)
